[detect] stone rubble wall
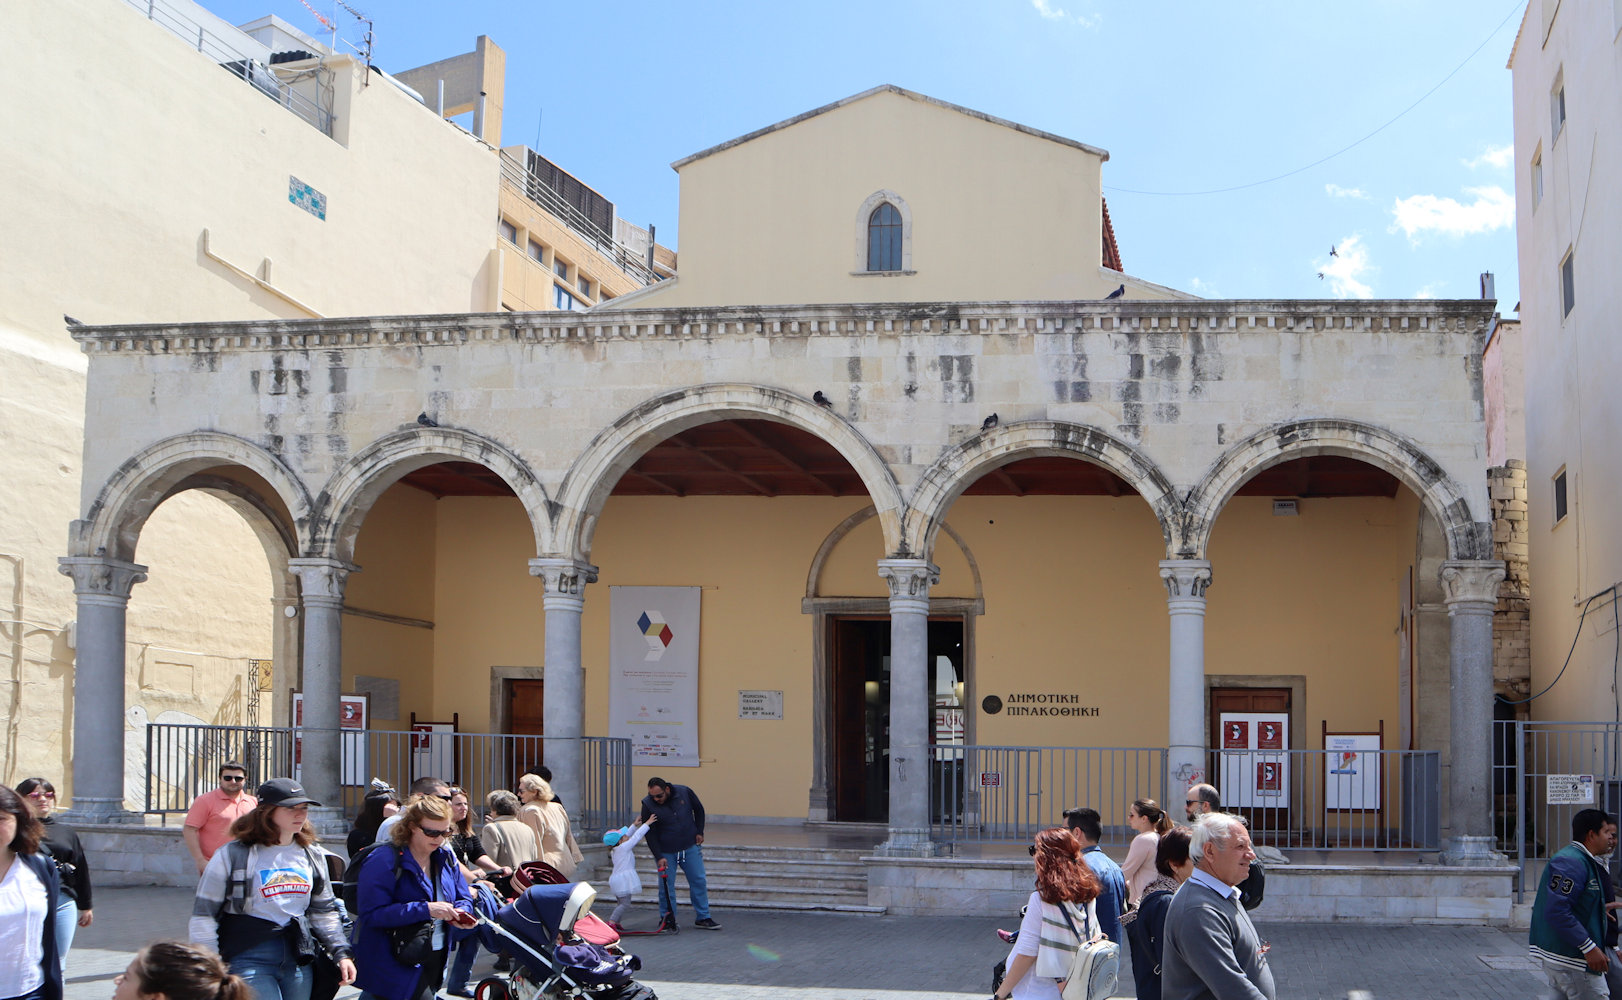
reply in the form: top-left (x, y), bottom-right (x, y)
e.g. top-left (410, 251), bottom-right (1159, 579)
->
top-left (1489, 460), bottom-right (1532, 701)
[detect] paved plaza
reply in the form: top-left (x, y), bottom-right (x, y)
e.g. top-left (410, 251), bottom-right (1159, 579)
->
top-left (62, 886), bottom-right (1549, 1000)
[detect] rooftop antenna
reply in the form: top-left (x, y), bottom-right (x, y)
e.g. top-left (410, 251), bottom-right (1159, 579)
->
top-left (534, 107), bottom-right (543, 152)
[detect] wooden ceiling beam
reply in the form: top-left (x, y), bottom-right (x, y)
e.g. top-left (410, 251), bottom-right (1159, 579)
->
top-left (729, 422), bottom-right (839, 495)
top-left (668, 437), bottom-right (776, 496)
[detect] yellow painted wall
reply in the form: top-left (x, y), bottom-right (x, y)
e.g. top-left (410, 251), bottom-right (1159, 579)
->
top-left (637, 88), bottom-right (1136, 308)
top-left (497, 177), bottom-right (645, 311)
top-left (348, 484), bottom-right (1418, 821)
top-left (342, 487), bottom-right (439, 729)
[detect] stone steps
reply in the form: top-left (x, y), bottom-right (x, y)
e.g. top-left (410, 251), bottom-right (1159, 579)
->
top-left (593, 843), bottom-right (882, 914)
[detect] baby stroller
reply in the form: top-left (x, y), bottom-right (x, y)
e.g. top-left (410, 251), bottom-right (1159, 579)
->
top-left (473, 882), bottom-right (656, 1000)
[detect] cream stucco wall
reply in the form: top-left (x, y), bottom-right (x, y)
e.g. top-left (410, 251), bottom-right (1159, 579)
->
top-left (1510, 1), bottom-right (1622, 722)
top-left (339, 486), bottom-right (1416, 821)
top-left (632, 87), bottom-right (1162, 308)
top-left (1, 0), bottom-right (502, 797)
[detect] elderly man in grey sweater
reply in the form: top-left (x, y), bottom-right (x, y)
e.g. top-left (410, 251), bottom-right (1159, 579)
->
top-left (1161, 812), bottom-right (1275, 1000)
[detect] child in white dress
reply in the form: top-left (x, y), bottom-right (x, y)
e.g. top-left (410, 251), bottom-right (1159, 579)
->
top-left (603, 815), bottom-right (655, 930)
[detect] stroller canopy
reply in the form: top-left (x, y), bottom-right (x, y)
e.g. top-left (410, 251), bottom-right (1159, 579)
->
top-left (495, 883), bottom-right (597, 952)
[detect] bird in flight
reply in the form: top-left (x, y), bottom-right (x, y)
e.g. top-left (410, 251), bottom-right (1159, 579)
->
top-left (1329, 245), bottom-right (1339, 257)
top-left (1316, 272), bottom-right (1325, 280)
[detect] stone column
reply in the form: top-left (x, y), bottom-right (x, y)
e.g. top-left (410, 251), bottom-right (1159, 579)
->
top-left (529, 558), bottom-right (597, 817)
top-left (876, 558), bottom-right (939, 857)
top-left (1440, 558), bottom-right (1507, 866)
top-left (288, 558), bottom-right (352, 833)
top-left (1160, 560), bottom-right (1213, 793)
top-left (58, 556), bottom-right (148, 820)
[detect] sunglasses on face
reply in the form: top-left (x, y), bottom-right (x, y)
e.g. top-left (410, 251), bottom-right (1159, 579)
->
top-left (221, 776), bottom-right (246, 782)
top-left (26, 790), bottom-right (55, 799)
top-left (419, 827), bottom-right (452, 839)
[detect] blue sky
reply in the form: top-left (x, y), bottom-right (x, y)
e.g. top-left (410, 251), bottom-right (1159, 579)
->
top-left (203, 0), bottom-right (1526, 308)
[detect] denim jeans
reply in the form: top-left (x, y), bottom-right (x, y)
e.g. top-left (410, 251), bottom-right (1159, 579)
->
top-left (54, 897), bottom-right (78, 972)
top-left (1543, 958), bottom-right (1608, 999)
top-left (228, 934), bottom-right (311, 1000)
top-left (656, 846), bottom-right (710, 922)
top-left (445, 932), bottom-right (481, 993)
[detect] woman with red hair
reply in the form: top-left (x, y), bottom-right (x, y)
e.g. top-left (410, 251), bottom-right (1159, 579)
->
top-left (992, 828), bottom-right (1102, 1000)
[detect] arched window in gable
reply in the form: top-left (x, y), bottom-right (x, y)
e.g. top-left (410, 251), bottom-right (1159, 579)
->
top-left (867, 202), bottom-right (903, 272)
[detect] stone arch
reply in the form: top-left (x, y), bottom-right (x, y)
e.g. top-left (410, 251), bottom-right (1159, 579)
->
top-left (854, 189), bottom-right (913, 272)
top-left (72, 432), bottom-right (312, 564)
top-left (804, 504), bottom-right (983, 603)
top-left (1183, 418), bottom-right (1490, 561)
top-left (904, 421), bottom-right (1181, 560)
top-left (554, 384), bottom-right (905, 562)
top-left (314, 427), bottom-right (551, 563)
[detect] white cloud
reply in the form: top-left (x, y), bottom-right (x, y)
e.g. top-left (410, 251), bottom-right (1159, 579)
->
top-left (1390, 185), bottom-right (1514, 240)
top-left (1188, 277), bottom-right (1218, 297)
top-left (1325, 183), bottom-right (1367, 200)
top-left (1413, 283), bottom-right (1442, 299)
top-left (1030, 0), bottom-right (1099, 26)
top-left (1463, 144), bottom-right (1514, 170)
top-left (1315, 235), bottom-right (1374, 299)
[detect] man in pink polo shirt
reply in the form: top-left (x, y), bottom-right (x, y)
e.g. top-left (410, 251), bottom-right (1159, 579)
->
top-left (182, 761), bottom-right (256, 874)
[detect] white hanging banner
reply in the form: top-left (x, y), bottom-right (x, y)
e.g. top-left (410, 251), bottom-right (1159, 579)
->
top-left (609, 586), bottom-right (702, 767)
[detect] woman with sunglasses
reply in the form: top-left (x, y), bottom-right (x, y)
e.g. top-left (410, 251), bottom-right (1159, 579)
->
top-left (15, 779), bottom-right (90, 971)
top-left (992, 827), bottom-right (1103, 1000)
top-left (351, 795), bottom-right (475, 1000)
top-left (188, 778), bottom-right (355, 1000)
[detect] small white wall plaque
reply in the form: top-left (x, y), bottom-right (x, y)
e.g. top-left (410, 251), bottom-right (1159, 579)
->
top-left (738, 689), bottom-right (783, 720)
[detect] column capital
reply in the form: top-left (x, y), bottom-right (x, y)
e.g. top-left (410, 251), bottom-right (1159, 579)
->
top-left (1159, 559), bottom-right (1213, 603)
top-left (288, 558), bottom-right (356, 608)
top-left (877, 558), bottom-right (939, 615)
top-left (58, 556), bottom-right (148, 605)
top-left (529, 558), bottom-right (598, 613)
top-left (1439, 559), bottom-right (1505, 611)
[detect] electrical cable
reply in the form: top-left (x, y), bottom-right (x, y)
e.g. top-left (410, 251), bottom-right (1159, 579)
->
top-left (1105, 0), bottom-right (1527, 197)
top-left (1499, 584), bottom-right (1619, 705)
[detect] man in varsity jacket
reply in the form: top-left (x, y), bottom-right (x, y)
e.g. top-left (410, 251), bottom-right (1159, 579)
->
top-left (1530, 807), bottom-right (1618, 999)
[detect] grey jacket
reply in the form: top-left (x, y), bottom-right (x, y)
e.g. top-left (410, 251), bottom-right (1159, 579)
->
top-left (1161, 878), bottom-right (1275, 1000)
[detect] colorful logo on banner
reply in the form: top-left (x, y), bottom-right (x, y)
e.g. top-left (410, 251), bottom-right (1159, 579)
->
top-left (637, 611), bottom-right (675, 661)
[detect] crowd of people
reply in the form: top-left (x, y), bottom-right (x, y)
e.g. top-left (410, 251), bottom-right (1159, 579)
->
top-left (992, 784), bottom-right (1273, 1000)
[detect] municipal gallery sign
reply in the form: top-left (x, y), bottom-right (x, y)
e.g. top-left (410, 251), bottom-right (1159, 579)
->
top-left (982, 693), bottom-right (1099, 717)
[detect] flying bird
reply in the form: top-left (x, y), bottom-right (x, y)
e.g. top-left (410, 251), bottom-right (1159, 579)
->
top-left (1317, 272), bottom-right (1326, 280)
top-left (416, 412), bottom-right (438, 427)
top-left (1104, 284), bottom-right (1126, 300)
top-left (1329, 245), bottom-right (1339, 257)
top-left (812, 390), bottom-right (833, 408)
top-left (981, 413), bottom-right (999, 431)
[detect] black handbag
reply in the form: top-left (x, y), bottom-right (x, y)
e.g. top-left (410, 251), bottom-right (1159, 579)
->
top-left (387, 921), bottom-right (436, 966)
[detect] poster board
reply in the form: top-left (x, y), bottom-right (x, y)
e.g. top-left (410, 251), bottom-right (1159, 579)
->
top-left (609, 586), bottom-right (701, 766)
top-left (290, 692), bottom-right (369, 786)
top-left (409, 713), bottom-right (459, 786)
top-left (1217, 712), bottom-right (1290, 808)
top-left (1323, 723), bottom-right (1383, 812)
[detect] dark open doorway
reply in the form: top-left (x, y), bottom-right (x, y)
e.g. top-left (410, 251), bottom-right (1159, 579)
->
top-left (829, 616), bottom-right (964, 822)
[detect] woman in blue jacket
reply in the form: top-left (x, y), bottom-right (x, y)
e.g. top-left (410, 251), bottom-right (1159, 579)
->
top-left (352, 795), bottom-right (474, 1000)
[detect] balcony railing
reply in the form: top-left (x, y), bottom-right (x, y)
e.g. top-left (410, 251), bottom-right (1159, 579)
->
top-left (143, 723), bottom-right (631, 832)
top-left (123, 0), bottom-right (334, 136)
top-left (499, 150), bottom-right (658, 287)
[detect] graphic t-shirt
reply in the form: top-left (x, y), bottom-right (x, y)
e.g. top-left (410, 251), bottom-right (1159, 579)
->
top-left (250, 844), bottom-right (315, 926)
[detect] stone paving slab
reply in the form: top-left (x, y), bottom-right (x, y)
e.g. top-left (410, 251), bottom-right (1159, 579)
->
top-left (63, 888), bottom-right (1548, 1000)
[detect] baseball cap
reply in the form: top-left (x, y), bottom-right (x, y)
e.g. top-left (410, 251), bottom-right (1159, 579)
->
top-left (256, 777), bottom-right (321, 808)
top-left (603, 828), bottom-right (624, 847)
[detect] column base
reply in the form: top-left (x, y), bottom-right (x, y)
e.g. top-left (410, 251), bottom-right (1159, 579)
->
top-left (307, 805), bottom-right (350, 842)
top-left (61, 800), bottom-right (144, 825)
top-left (1440, 835), bottom-right (1508, 867)
top-left (874, 826), bottom-right (939, 858)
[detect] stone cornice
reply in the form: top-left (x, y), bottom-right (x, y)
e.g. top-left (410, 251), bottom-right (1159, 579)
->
top-left (69, 300), bottom-right (1497, 356)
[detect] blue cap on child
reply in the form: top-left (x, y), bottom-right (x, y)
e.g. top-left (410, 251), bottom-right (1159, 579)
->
top-left (603, 827), bottom-right (627, 846)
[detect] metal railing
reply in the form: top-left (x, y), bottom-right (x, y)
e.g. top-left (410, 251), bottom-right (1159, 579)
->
top-left (1494, 719), bottom-right (1622, 900)
top-left (498, 151), bottom-right (659, 287)
top-left (930, 744), bottom-right (1440, 850)
top-left (930, 745), bottom-right (1168, 846)
top-left (1208, 749), bottom-right (1441, 851)
top-left (144, 723), bottom-right (630, 831)
top-left (123, 0), bottom-right (334, 135)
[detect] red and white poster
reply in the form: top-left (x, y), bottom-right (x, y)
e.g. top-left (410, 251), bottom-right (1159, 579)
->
top-left (290, 692), bottom-right (369, 786)
top-left (1217, 712), bottom-right (1289, 807)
